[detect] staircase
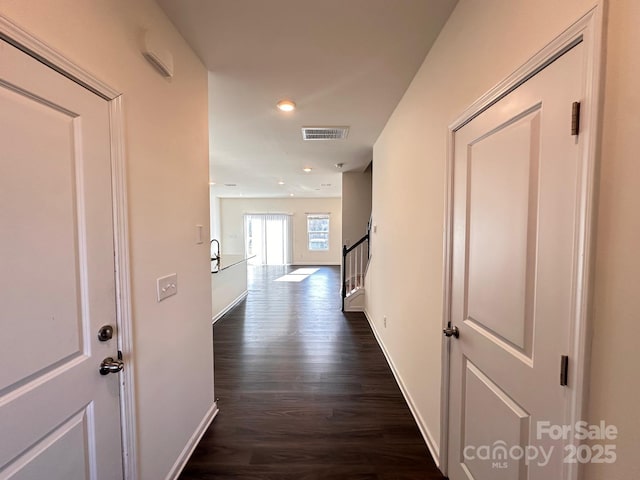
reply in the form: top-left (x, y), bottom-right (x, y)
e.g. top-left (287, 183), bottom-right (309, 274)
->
top-left (342, 232), bottom-right (370, 312)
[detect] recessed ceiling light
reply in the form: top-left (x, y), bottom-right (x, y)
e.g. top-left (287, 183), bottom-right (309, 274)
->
top-left (276, 99), bottom-right (296, 112)
top-left (278, 180), bottom-right (285, 185)
top-left (290, 193), bottom-right (295, 197)
top-left (303, 167), bottom-right (312, 173)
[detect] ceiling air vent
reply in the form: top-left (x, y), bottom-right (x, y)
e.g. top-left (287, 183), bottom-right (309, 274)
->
top-left (301, 127), bottom-right (349, 141)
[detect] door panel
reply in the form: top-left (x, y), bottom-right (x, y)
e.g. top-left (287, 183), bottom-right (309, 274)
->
top-left (466, 108), bottom-right (540, 354)
top-left (4, 411), bottom-right (90, 480)
top-left (1, 84), bottom-right (83, 392)
top-left (448, 42), bottom-right (584, 480)
top-left (462, 360), bottom-right (529, 480)
top-left (0, 39), bottom-right (123, 479)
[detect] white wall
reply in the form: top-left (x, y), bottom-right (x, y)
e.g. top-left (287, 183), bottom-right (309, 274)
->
top-left (367, 1), bottom-right (640, 477)
top-left (342, 171), bottom-right (372, 248)
top-left (220, 197), bottom-right (342, 265)
top-left (0, 2), bottom-right (214, 479)
top-left (209, 191), bottom-right (221, 243)
top-left (211, 260), bottom-right (247, 321)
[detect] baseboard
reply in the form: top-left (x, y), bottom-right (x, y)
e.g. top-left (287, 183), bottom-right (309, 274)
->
top-left (212, 290), bottom-right (248, 324)
top-left (363, 309), bottom-right (441, 467)
top-left (165, 402), bottom-right (219, 480)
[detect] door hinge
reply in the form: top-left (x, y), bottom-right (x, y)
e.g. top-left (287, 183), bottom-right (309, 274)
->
top-left (560, 355), bottom-right (569, 386)
top-left (571, 101), bottom-right (581, 136)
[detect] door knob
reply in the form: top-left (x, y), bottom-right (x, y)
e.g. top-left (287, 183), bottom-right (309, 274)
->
top-left (97, 325), bottom-right (114, 342)
top-left (443, 326), bottom-right (459, 338)
top-left (99, 357), bottom-right (124, 375)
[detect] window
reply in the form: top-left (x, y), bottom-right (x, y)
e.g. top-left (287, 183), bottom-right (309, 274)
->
top-left (307, 214), bottom-right (330, 251)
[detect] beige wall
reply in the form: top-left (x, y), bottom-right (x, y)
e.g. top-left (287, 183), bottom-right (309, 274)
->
top-left (0, 1), bottom-right (214, 479)
top-left (220, 197), bottom-right (342, 265)
top-left (368, 0), bottom-right (640, 476)
top-left (342, 171), bottom-right (372, 248)
top-left (587, 1), bottom-right (640, 478)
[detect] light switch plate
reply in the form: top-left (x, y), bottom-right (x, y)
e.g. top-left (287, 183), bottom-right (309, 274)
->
top-left (157, 273), bottom-right (178, 302)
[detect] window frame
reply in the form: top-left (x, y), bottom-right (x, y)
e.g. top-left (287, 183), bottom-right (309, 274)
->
top-left (306, 214), bottom-right (330, 251)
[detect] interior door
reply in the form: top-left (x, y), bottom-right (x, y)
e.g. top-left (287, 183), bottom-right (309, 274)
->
top-left (447, 41), bottom-right (585, 480)
top-left (0, 39), bottom-right (123, 479)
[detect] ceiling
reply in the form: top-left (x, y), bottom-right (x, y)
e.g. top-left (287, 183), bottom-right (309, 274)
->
top-left (156, 0), bottom-right (458, 198)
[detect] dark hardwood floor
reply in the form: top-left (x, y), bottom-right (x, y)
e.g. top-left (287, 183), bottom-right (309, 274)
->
top-left (180, 265), bottom-right (445, 480)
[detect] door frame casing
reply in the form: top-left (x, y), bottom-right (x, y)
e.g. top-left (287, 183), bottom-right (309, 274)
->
top-left (439, 5), bottom-right (604, 479)
top-left (0, 15), bottom-right (138, 480)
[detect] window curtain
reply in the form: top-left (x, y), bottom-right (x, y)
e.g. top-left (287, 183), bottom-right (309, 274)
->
top-left (244, 214), bottom-right (292, 265)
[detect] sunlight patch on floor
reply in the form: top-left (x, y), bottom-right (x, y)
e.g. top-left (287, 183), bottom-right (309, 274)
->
top-left (290, 268), bottom-right (319, 275)
top-left (275, 268), bottom-right (319, 282)
top-left (275, 274), bottom-right (308, 282)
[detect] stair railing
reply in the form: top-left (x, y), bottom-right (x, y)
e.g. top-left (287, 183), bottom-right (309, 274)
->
top-left (342, 231), bottom-right (370, 312)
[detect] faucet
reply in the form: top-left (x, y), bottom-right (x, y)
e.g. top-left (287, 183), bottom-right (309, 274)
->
top-left (210, 239), bottom-right (220, 264)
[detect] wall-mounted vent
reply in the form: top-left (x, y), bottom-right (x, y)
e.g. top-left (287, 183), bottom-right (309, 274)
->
top-left (302, 127), bottom-right (349, 141)
top-left (224, 183), bottom-right (237, 187)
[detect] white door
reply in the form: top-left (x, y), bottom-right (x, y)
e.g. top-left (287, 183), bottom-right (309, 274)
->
top-left (0, 40), bottom-right (123, 479)
top-left (447, 42), bottom-right (585, 480)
